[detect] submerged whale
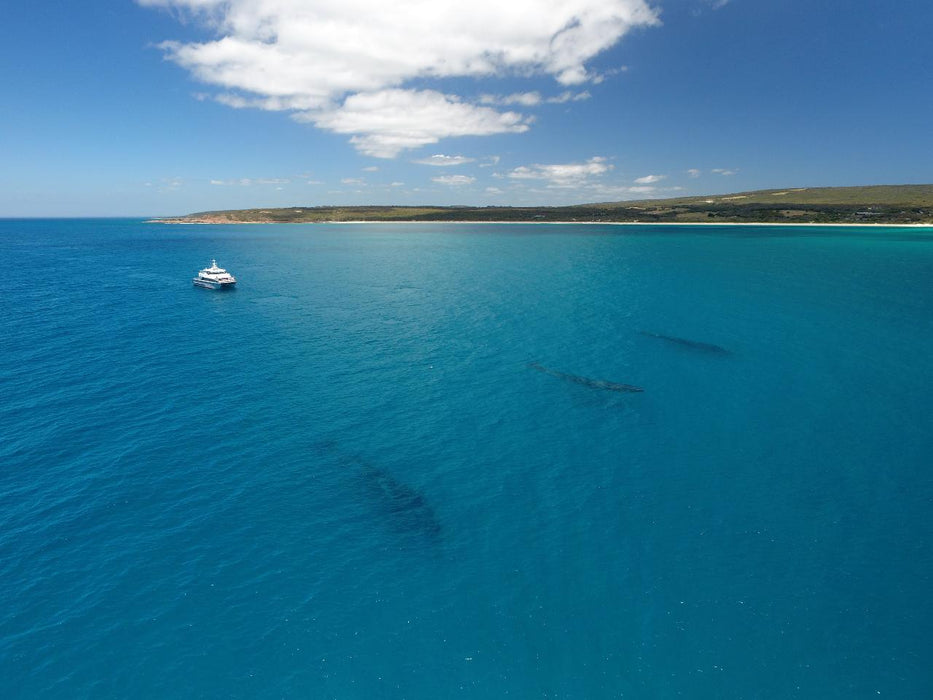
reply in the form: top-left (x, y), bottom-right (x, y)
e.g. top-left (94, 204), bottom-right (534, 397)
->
top-left (528, 362), bottom-right (644, 393)
top-left (315, 441), bottom-right (442, 540)
top-left (361, 464), bottom-right (442, 539)
top-left (639, 331), bottom-right (731, 355)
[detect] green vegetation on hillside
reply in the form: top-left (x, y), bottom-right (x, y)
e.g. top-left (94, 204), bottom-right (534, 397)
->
top-left (152, 184), bottom-right (933, 225)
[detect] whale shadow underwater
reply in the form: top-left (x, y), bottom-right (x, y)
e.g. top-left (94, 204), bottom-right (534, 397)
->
top-left (639, 331), bottom-right (732, 355)
top-left (314, 441), bottom-right (442, 543)
top-left (528, 362), bottom-right (644, 393)
top-left (360, 463), bottom-right (442, 540)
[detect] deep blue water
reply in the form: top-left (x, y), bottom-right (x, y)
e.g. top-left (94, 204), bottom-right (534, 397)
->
top-left (1, 219), bottom-right (932, 698)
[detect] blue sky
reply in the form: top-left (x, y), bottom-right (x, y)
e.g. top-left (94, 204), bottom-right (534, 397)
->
top-left (2, 0), bottom-right (932, 216)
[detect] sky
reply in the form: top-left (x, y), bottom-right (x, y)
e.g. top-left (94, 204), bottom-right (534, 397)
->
top-left (2, 0), bottom-right (932, 216)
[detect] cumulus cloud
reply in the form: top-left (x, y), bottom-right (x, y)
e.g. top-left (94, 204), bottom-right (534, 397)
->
top-left (687, 168), bottom-right (702, 178)
top-left (414, 154), bottom-right (476, 167)
top-left (139, 0), bottom-right (659, 155)
top-left (302, 89), bottom-right (530, 157)
top-left (634, 174), bottom-right (665, 184)
top-left (508, 156), bottom-right (613, 187)
top-left (433, 175), bottom-right (476, 186)
top-left (712, 168), bottom-right (737, 175)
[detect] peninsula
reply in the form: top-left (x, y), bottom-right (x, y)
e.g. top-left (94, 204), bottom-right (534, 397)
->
top-left (151, 184), bottom-right (933, 225)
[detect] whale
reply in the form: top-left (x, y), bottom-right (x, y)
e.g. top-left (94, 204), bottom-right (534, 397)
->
top-left (639, 331), bottom-right (731, 355)
top-left (360, 464), bottom-right (442, 539)
top-left (315, 441), bottom-right (442, 540)
top-left (528, 362), bottom-right (644, 393)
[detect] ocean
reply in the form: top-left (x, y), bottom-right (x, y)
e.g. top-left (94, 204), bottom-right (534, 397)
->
top-left (1, 219), bottom-right (931, 698)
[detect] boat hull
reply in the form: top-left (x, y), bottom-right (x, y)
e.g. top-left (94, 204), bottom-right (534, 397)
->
top-left (193, 278), bottom-right (236, 290)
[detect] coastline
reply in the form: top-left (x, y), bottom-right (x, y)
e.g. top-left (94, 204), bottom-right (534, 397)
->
top-left (324, 220), bottom-right (933, 228)
top-left (147, 218), bottom-right (933, 228)
top-left (144, 185), bottom-right (933, 227)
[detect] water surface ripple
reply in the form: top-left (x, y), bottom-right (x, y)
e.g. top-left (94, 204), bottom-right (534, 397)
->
top-left (1, 220), bottom-right (931, 698)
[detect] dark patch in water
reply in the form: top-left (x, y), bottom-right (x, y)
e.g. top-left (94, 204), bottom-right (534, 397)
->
top-left (360, 465), bottom-right (442, 540)
top-left (639, 331), bottom-right (732, 355)
top-left (313, 441), bottom-right (442, 542)
top-left (528, 362), bottom-right (644, 393)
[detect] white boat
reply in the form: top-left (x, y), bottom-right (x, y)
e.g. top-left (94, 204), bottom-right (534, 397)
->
top-left (193, 259), bottom-right (237, 289)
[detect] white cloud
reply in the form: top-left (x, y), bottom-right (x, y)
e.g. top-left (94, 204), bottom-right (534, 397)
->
top-left (159, 177), bottom-right (184, 192)
top-left (140, 0), bottom-right (659, 155)
top-left (712, 168), bottom-right (738, 176)
top-left (211, 93), bottom-right (321, 111)
top-left (634, 174), bottom-right (665, 184)
top-left (481, 90), bottom-right (592, 106)
top-left (304, 89), bottom-right (530, 158)
top-left (341, 178), bottom-right (364, 185)
top-left (210, 177), bottom-right (290, 186)
top-left (548, 90), bottom-right (592, 103)
top-left (508, 156), bottom-right (613, 187)
top-left (501, 168), bottom-right (689, 203)
top-left (583, 183), bottom-right (656, 199)
top-left (481, 92), bottom-right (543, 106)
top-left (432, 175), bottom-right (476, 186)
top-left (414, 154), bottom-right (476, 167)
top-left (362, 166), bottom-right (379, 172)
top-left (594, 65), bottom-right (629, 81)
top-left (504, 180), bottom-right (681, 204)
top-left (692, 0), bottom-right (730, 17)
top-left (687, 168), bottom-right (702, 178)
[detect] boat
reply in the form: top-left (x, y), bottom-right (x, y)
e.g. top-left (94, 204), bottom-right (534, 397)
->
top-left (193, 259), bottom-right (237, 289)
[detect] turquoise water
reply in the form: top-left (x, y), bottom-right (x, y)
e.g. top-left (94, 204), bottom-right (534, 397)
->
top-left (2, 220), bottom-right (931, 698)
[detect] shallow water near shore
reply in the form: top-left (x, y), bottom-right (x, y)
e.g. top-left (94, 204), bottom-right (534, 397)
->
top-left (2, 219), bottom-right (932, 698)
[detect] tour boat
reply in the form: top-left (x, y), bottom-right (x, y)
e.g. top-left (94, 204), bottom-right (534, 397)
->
top-left (193, 259), bottom-right (237, 289)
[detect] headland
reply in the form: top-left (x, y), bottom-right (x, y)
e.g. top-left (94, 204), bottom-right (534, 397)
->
top-left (149, 184), bottom-right (933, 226)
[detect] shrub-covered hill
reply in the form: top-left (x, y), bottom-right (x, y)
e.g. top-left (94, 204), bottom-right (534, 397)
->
top-left (152, 184), bottom-right (933, 225)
